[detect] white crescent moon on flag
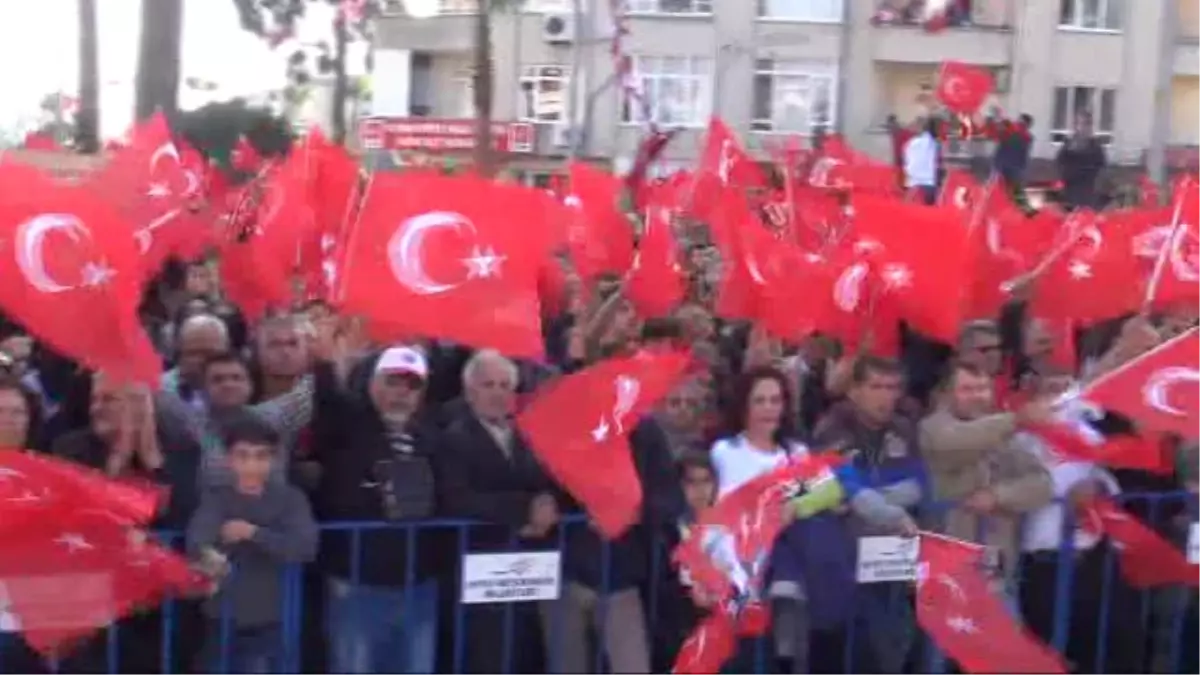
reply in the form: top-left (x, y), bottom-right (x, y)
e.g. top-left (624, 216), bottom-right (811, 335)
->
top-left (387, 211), bottom-right (474, 295)
top-left (1168, 224), bottom-right (1199, 282)
top-left (833, 262), bottom-right (869, 313)
top-left (944, 76), bottom-right (966, 103)
top-left (149, 141), bottom-right (181, 171)
top-left (809, 157), bottom-right (843, 188)
top-left (746, 251), bottom-right (767, 285)
top-left (953, 186), bottom-right (969, 210)
top-left (15, 214), bottom-right (89, 293)
top-left (1142, 366), bottom-right (1200, 416)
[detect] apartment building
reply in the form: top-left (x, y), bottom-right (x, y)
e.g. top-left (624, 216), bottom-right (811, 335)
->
top-left (365, 0), bottom-right (1199, 182)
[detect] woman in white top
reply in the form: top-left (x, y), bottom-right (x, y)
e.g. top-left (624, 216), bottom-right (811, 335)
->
top-left (709, 367), bottom-right (807, 499)
top-left (708, 366), bottom-right (913, 673)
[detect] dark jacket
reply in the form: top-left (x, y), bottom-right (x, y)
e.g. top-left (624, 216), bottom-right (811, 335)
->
top-left (311, 361), bottom-right (447, 586)
top-left (562, 418), bottom-right (685, 592)
top-left (1056, 136), bottom-right (1107, 210)
top-left (186, 482), bottom-right (318, 627)
top-left (433, 409), bottom-right (559, 553)
top-left (50, 426), bottom-right (202, 530)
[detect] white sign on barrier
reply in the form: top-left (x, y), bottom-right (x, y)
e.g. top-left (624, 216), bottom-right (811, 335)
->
top-left (857, 536), bottom-right (919, 583)
top-left (1187, 523), bottom-right (1198, 565)
top-left (460, 551), bottom-right (561, 604)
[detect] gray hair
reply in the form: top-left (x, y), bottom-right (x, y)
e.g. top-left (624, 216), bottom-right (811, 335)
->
top-left (461, 349), bottom-right (519, 388)
top-left (179, 314), bottom-right (229, 343)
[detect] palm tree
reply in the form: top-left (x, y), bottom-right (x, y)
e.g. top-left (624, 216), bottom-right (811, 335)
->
top-left (471, 0), bottom-right (522, 177)
top-left (134, 0), bottom-right (185, 121)
top-left (75, 0), bottom-right (100, 152)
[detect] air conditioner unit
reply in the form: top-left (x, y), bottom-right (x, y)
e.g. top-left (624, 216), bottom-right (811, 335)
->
top-left (542, 13), bottom-right (576, 43)
top-left (551, 124), bottom-right (573, 148)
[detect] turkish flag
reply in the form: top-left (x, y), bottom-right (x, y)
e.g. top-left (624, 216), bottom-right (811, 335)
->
top-left (917, 535), bottom-right (1066, 674)
top-left (671, 455), bottom-right (844, 674)
top-left (0, 510), bottom-right (206, 655)
top-left (87, 113), bottom-right (203, 280)
top-left (626, 205), bottom-right (685, 319)
top-left (517, 349), bottom-right (690, 539)
top-left (0, 165), bottom-right (160, 384)
top-left (936, 61), bottom-right (994, 115)
top-left (1031, 211), bottom-right (1143, 324)
top-left (565, 161), bottom-right (636, 282)
top-left (1081, 328), bottom-right (1199, 439)
top-left (1078, 499), bottom-right (1198, 588)
top-left (0, 450), bottom-right (166, 540)
top-left (337, 172), bottom-right (555, 358)
top-left (0, 450), bottom-right (203, 655)
top-left (689, 117), bottom-right (768, 220)
top-left (848, 195), bottom-right (973, 343)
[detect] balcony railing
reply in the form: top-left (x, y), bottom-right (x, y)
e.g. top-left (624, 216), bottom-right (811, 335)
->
top-left (872, 0), bottom-right (1011, 30)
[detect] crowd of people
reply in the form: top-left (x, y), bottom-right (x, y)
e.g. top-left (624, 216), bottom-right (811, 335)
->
top-left (0, 105), bottom-right (1195, 675)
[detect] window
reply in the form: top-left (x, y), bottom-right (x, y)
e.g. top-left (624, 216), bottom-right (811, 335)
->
top-left (518, 66), bottom-right (569, 123)
top-left (437, 0), bottom-right (478, 15)
top-left (621, 56), bottom-right (713, 127)
top-left (758, 0), bottom-right (843, 22)
top-left (752, 59), bottom-right (837, 133)
top-left (1058, 0), bottom-right (1123, 30)
top-left (523, 0), bottom-right (570, 11)
top-left (451, 69), bottom-right (475, 118)
top-left (626, 0), bottom-right (713, 15)
top-left (1051, 85), bottom-right (1116, 144)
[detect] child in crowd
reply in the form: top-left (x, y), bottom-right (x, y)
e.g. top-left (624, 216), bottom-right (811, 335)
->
top-left (652, 452), bottom-right (717, 672)
top-left (187, 413), bottom-right (318, 674)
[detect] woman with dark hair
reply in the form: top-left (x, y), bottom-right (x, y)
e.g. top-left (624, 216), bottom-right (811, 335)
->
top-left (709, 367), bottom-right (916, 674)
top-left (0, 377), bottom-right (45, 450)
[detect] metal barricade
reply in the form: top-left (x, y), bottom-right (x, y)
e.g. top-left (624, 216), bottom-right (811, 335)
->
top-left (0, 494), bottom-right (1195, 674)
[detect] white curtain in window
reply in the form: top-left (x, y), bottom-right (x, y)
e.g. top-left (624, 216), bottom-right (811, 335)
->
top-left (760, 0), bottom-right (843, 21)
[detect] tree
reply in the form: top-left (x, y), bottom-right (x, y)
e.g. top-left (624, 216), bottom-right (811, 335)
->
top-left (471, 0), bottom-right (524, 177)
top-left (230, 0), bottom-right (376, 144)
top-left (75, 0), bottom-right (100, 153)
top-left (134, 0), bottom-right (185, 121)
top-left (175, 99), bottom-right (294, 173)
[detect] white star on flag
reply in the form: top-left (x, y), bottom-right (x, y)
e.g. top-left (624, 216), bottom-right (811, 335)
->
top-left (591, 418), bottom-right (610, 443)
top-left (462, 246), bottom-right (506, 279)
top-left (80, 262), bottom-right (116, 287)
top-left (1068, 260), bottom-right (1092, 280)
top-left (882, 263), bottom-right (914, 290)
top-left (146, 182), bottom-right (171, 199)
top-left (946, 615), bottom-right (979, 633)
top-left (55, 532), bottom-right (94, 553)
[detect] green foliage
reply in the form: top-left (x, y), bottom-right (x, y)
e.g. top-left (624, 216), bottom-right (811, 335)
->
top-left (174, 99), bottom-right (293, 176)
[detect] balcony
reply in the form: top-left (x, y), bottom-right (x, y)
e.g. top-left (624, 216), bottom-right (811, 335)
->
top-left (375, 0), bottom-right (478, 52)
top-left (870, 0), bottom-right (1013, 66)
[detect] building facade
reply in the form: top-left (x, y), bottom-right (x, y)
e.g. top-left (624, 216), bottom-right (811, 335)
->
top-left (367, 0), bottom-right (1198, 181)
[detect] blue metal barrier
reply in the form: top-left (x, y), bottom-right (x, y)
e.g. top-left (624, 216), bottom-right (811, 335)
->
top-left (0, 494), bottom-right (1195, 674)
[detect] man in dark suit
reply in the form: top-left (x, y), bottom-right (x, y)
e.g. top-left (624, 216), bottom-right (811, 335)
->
top-left (433, 349), bottom-right (561, 673)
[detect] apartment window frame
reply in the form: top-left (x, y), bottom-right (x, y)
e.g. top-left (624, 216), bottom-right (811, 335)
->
top-left (751, 58), bottom-right (838, 135)
top-left (756, 0), bottom-right (844, 23)
top-left (451, 68), bottom-right (475, 119)
top-left (1058, 0), bottom-right (1124, 32)
top-left (518, 65), bottom-right (570, 124)
top-left (1051, 84), bottom-right (1117, 145)
top-left (435, 0), bottom-right (478, 15)
top-left (621, 55), bottom-right (713, 128)
top-left (626, 0), bottom-right (714, 17)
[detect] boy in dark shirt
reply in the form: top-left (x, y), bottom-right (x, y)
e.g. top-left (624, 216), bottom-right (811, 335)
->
top-left (187, 413), bottom-right (318, 673)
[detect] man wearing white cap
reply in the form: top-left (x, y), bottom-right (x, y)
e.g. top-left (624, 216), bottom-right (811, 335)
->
top-left (311, 344), bottom-right (443, 675)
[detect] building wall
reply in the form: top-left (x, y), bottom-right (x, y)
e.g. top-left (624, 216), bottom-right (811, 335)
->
top-left (372, 0), bottom-right (1192, 170)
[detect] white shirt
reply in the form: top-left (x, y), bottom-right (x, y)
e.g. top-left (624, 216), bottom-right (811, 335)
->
top-left (1017, 432), bottom-right (1121, 553)
top-left (710, 435), bottom-right (808, 499)
top-left (903, 132), bottom-right (939, 188)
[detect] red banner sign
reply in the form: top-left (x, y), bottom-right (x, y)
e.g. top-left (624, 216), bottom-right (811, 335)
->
top-left (357, 117), bottom-right (535, 154)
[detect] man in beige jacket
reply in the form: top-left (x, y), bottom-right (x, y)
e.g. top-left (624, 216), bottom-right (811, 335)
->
top-left (920, 360), bottom-right (1055, 585)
